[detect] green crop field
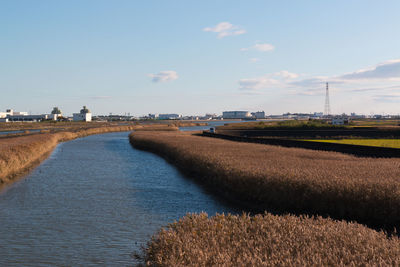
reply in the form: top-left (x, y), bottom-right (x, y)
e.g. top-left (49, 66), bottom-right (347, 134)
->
top-left (304, 139), bottom-right (400, 149)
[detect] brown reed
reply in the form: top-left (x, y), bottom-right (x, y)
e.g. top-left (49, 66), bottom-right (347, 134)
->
top-left (0, 125), bottom-right (143, 188)
top-left (130, 131), bottom-right (400, 229)
top-left (142, 212), bottom-right (400, 266)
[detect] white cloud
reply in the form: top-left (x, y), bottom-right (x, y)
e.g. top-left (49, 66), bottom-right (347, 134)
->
top-left (148, 71), bottom-right (178, 83)
top-left (286, 59), bottom-right (400, 96)
top-left (253, 43), bottom-right (275, 52)
top-left (274, 70), bottom-right (299, 79)
top-left (203, 22), bottom-right (246, 38)
top-left (337, 59), bottom-right (400, 81)
top-left (237, 59), bottom-right (400, 103)
top-left (249, 58), bottom-right (260, 63)
top-left (241, 42), bottom-right (275, 52)
top-left (239, 77), bottom-right (279, 90)
top-left (373, 93), bottom-right (400, 103)
top-left (239, 70), bottom-right (299, 90)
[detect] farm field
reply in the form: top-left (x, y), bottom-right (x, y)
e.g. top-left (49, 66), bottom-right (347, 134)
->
top-left (304, 139), bottom-right (400, 149)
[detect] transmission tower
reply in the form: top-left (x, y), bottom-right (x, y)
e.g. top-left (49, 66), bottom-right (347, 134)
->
top-left (324, 82), bottom-right (331, 116)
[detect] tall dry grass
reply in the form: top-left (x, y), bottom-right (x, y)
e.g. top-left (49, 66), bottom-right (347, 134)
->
top-left (130, 131), bottom-right (400, 228)
top-left (0, 125), bottom-right (143, 188)
top-left (142, 212), bottom-right (400, 266)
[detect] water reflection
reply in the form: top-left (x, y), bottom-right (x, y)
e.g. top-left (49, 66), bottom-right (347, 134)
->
top-left (0, 132), bottom-right (240, 266)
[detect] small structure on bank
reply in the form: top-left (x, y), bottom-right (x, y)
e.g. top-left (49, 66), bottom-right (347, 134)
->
top-left (331, 116), bottom-right (350, 125)
top-left (73, 106), bottom-right (92, 122)
top-left (50, 107), bottom-right (63, 121)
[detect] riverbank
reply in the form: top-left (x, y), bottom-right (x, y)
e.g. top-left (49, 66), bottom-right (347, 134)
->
top-left (129, 131), bottom-right (400, 229)
top-left (0, 125), bottom-right (142, 189)
top-left (130, 130), bottom-right (400, 265)
top-left (141, 212), bottom-right (400, 266)
top-left (0, 124), bottom-right (182, 190)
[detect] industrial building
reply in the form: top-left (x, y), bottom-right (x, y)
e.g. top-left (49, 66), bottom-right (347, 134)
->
top-left (50, 107), bottom-right (63, 120)
top-left (222, 111), bottom-right (251, 119)
top-left (73, 106), bottom-right (92, 122)
top-left (332, 116), bottom-right (350, 125)
top-left (251, 111), bottom-right (265, 119)
top-left (158, 114), bottom-right (181, 120)
top-left (0, 109), bottom-right (48, 122)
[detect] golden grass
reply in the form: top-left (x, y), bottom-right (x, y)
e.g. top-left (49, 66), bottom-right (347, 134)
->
top-left (304, 139), bottom-right (400, 149)
top-left (0, 123), bottom-right (181, 188)
top-left (130, 131), bottom-right (400, 228)
top-left (0, 125), bottom-right (152, 188)
top-left (142, 213), bottom-right (400, 266)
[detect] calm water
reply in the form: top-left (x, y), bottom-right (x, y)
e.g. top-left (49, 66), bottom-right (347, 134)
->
top-left (0, 132), bottom-right (239, 266)
top-left (0, 129), bottom-right (41, 135)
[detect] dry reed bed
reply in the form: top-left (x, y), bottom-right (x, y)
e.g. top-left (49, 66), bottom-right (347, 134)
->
top-left (130, 131), bottom-right (400, 228)
top-left (142, 213), bottom-right (400, 266)
top-left (0, 125), bottom-right (140, 187)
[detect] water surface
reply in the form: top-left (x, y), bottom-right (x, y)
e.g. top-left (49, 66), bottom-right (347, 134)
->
top-left (0, 132), bottom-right (239, 266)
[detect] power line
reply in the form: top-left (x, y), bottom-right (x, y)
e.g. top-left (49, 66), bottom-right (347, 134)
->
top-left (324, 82), bottom-right (331, 116)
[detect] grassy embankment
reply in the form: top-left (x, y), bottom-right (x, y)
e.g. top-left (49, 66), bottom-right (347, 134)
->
top-left (218, 120), bottom-right (351, 130)
top-left (142, 213), bottom-right (400, 266)
top-left (0, 123), bottom-right (180, 189)
top-left (130, 131), bottom-right (400, 265)
top-left (130, 131), bottom-right (400, 228)
top-left (304, 139), bottom-right (400, 149)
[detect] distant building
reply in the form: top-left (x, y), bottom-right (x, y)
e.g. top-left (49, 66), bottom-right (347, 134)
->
top-left (50, 107), bottom-right (62, 121)
top-left (8, 114), bottom-right (48, 122)
top-left (148, 114), bottom-right (159, 119)
top-left (251, 111), bottom-right (265, 119)
top-left (0, 109), bottom-right (47, 122)
top-left (158, 114), bottom-right (181, 120)
top-left (73, 106), bottom-right (92, 122)
top-left (222, 111), bottom-right (251, 119)
top-left (332, 116), bottom-right (350, 125)
top-left (0, 109), bottom-right (28, 118)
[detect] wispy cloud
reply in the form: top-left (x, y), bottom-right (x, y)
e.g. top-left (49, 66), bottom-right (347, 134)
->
top-left (239, 70), bottom-right (299, 90)
top-left (239, 59), bottom-right (400, 98)
top-left (351, 85), bottom-right (400, 92)
top-left (148, 71), bottom-right (179, 83)
top-left (338, 59), bottom-right (400, 81)
top-left (203, 22), bottom-right (246, 39)
top-left (373, 93), bottom-right (400, 103)
top-left (249, 58), bottom-right (260, 63)
top-left (274, 70), bottom-right (299, 79)
top-left (241, 42), bottom-right (275, 52)
top-left (90, 96), bottom-right (112, 100)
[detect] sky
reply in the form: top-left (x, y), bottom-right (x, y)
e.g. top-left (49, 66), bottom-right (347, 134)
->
top-left (1, 0), bottom-right (400, 116)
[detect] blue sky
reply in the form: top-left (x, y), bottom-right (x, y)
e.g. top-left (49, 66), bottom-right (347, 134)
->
top-left (1, 0), bottom-right (400, 116)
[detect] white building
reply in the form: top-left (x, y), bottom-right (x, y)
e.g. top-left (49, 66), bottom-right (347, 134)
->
top-left (158, 114), bottom-right (181, 120)
top-left (7, 114), bottom-right (48, 122)
top-left (73, 106), bottom-right (92, 122)
top-left (50, 107), bottom-right (62, 121)
top-left (251, 111), bottom-right (265, 119)
top-left (148, 114), bottom-right (159, 119)
top-left (0, 109), bottom-right (47, 122)
top-left (0, 109), bottom-right (26, 118)
top-left (222, 111), bottom-right (251, 119)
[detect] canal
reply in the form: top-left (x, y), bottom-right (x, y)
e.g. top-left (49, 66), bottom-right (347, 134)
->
top-left (0, 131), bottom-right (240, 266)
